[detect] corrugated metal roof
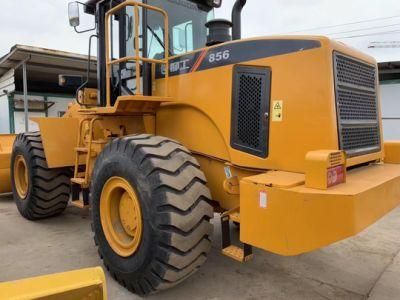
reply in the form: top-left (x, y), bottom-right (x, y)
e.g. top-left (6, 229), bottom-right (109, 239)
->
top-left (378, 61), bottom-right (400, 82)
top-left (0, 44), bottom-right (97, 94)
top-left (0, 44), bottom-right (97, 78)
top-left (379, 61), bottom-right (400, 73)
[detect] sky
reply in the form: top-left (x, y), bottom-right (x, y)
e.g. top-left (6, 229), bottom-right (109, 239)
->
top-left (0, 0), bottom-right (399, 62)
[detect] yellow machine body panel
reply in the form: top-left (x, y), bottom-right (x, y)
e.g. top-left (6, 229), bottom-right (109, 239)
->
top-left (0, 134), bottom-right (16, 194)
top-left (384, 141), bottom-right (400, 163)
top-left (156, 36), bottom-right (383, 175)
top-left (240, 162), bottom-right (400, 255)
top-left (0, 267), bottom-right (107, 300)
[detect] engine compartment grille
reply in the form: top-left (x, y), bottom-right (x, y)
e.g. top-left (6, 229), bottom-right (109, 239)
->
top-left (231, 66), bottom-right (271, 158)
top-left (335, 54), bottom-right (376, 90)
top-left (237, 74), bottom-right (263, 148)
top-left (334, 53), bottom-right (381, 157)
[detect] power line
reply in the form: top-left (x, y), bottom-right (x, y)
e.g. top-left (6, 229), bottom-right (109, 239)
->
top-left (335, 29), bottom-right (400, 40)
top-left (282, 15), bottom-right (400, 34)
top-left (327, 23), bottom-right (400, 36)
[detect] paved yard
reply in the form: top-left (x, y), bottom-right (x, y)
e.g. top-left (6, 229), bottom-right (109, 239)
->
top-left (0, 194), bottom-right (399, 299)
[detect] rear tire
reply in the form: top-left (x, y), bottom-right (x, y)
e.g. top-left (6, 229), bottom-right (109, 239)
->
top-left (91, 134), bottom-right (213, 296)
top-left (11, 132), bottom-right (72, 220)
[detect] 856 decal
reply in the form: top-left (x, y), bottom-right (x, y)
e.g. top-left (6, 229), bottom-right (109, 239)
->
top-left (208, 50), bottom-right (231, 63)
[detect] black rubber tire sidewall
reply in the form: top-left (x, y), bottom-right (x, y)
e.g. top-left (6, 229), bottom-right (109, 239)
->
top-left (11, 136), bottom-right (34, 214)
top-left (91, 149), bottom-right (157, 280)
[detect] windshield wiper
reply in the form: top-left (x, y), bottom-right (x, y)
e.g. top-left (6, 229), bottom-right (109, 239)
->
top-left (147, 25), bottom-right (172, 56)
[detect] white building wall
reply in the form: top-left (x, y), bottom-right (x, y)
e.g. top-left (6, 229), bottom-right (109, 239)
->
top-left (13, 94), bottom-right (45, 133)
top-left (12, 94), bottom-right (73, 134)
top-left (0, 94), bottom-right (10, 134)
top-left (47, 96), bottom-right (73, 117)
top-left (380, 83), bottom-right (400, 140)
top-left (0, 69), bottom-right (15, 134)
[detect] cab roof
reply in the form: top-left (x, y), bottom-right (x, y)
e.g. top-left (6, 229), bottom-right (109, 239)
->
top-left (84, 0), bottom-right (215, 14)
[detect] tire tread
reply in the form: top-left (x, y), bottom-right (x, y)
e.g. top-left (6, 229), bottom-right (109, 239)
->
top-left (92, 134), bottom-right (213, 295)
top-left (12, 132), bottom-right (71, 220)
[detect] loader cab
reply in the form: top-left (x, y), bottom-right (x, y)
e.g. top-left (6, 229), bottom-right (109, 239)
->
top-left (73, 0), bottom-right (218, 106)
top-left (109, 0), bottom-right (214, 100)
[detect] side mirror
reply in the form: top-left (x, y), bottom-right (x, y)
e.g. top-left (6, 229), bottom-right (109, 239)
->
top-left (68, 2), bottom-right (80, 27)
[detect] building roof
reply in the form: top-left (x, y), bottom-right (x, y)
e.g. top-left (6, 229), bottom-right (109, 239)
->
top-left (0, 44), bottom-right (97, 94)
top-left (378, 61), bottom-right (400, 82)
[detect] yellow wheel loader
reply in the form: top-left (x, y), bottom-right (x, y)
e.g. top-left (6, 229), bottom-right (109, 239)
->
top-left (5, 0), bottom-right (400, 296)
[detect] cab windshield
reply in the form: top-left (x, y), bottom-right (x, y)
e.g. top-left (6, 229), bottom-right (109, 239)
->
top-left (146, 0), bottom-right (214, 57)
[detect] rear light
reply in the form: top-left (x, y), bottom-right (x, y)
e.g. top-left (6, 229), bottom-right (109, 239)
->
top-left (327, 165), bottom-right (345, 187)
top-left (305, 150), bottom-right (346, 189)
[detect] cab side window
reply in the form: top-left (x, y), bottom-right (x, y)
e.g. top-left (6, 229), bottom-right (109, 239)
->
top-left (172, 21), bottom-right (194, 55)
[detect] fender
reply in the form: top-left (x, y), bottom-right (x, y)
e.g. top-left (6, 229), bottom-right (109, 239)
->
top-left (32, 117), bottom-right (80, 168)
top-left (156, 103), bottom-right (231, 161)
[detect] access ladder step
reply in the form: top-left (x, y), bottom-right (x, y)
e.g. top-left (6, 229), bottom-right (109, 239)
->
top-left (70, 184), bottom-right (90, 209)
top-left (220, 213), bottom-right (253, 262)
top-left (71, 178), bottom-right (86, 185)
top-left (75, 147), bottom-right (97, 157)
top-left (75, 147), bottom-right (89, 153)
top-left (70, 199), bottom-right (89, 209)
top-left (230, 212), bottom-right (240, 223)
top-left (222, 245), bottom-right (253, 262)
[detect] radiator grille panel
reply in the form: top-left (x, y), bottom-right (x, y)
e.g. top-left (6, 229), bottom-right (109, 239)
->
top-left (231, 66), bottom-right (271, 158)
top-left (334, 53), bottom-right (381, 157)
top-left (337, 90), bottom-right (377, 120)
top-left (335, 54), bottom-right (376, 90)
top-left (341, 126), bottom-right (380, 152)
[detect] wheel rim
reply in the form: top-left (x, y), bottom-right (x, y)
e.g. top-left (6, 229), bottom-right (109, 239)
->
top-left (100, 176), bottom-right (142, 257)
top-left (14, 155), bottom-right (29, 199)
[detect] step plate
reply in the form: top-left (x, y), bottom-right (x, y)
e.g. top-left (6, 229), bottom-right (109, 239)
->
top-left (222, 245), bottom-right (253, 262)
top-left (70, 200), bottom-right (89, 209)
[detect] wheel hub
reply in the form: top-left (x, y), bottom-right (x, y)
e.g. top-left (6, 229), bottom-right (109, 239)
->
top-left (14, 155), bottom-right (28, 199)
top-left (119, 191), bottom-right (138, 237)
top-left (100, 177), bottom-right (142, 257)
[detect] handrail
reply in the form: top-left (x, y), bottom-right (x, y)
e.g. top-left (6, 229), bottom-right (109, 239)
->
top-left (105, 1), bottom-right (170, 107)
top-left (108, 56), bottom-right (166, 65)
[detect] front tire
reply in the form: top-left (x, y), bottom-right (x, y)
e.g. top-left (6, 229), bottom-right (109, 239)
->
top-left (11, 132), bottom-right (72, 220)
top-left (91, 135), bottom-right (213, 296)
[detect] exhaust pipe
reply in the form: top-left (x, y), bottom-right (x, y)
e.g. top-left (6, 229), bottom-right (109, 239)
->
top-left (232, 0), bottom-right (247, 40)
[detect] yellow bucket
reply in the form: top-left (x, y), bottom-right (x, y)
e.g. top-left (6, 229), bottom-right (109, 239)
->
top-left (0, 267), bottom-right (107, 300)
top-left (0, 134), bottom-right (16, 194)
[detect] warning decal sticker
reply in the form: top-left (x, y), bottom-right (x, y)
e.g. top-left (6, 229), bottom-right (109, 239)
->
top-left (272, 100), bottom-right (283, 122)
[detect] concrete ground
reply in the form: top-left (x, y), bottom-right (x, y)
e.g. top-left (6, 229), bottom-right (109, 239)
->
top-left (0, 194), bottom-right (399, 300)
